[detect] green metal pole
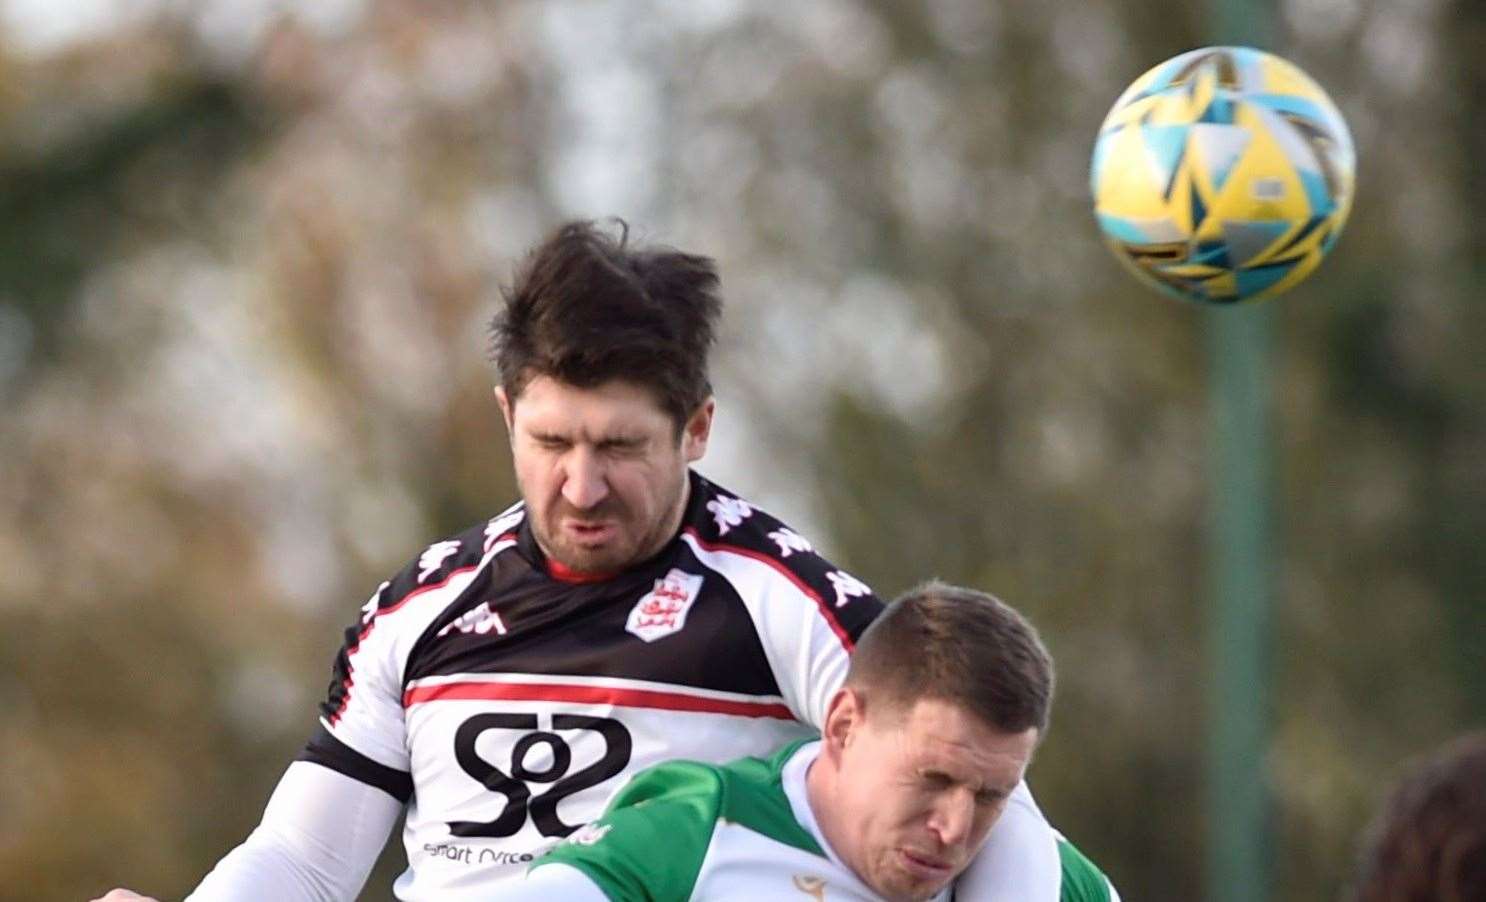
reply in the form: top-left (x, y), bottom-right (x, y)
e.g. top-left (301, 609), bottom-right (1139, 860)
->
top-left (1204, 4), bottom-right (1275, 902)
top-left (1204, 304), bottom-right (1274, 902)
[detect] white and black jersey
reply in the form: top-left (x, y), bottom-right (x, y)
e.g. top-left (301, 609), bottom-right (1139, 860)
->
top-left (298, 471), bottom-right (884, 900)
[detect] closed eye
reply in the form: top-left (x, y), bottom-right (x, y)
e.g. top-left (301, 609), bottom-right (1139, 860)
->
top-left (597, 438), bottom-right (645, 454)
top-left (920, 770), bottom-right (955, 790)
top-left (975, 788), bottom-right (1008, 806)
top-left (531, 433), bottom-right (572, 451)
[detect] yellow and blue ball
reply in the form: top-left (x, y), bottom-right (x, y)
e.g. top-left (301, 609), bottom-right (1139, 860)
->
top-left (1090, 46), bottom-right (1355, 304)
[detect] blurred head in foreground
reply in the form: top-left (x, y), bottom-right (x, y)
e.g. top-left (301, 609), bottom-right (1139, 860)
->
top-left (1348, 731), bottom-right (1486, 902)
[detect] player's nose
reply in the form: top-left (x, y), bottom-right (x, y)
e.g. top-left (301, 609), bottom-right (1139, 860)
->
top-left (561, 448), bottom-right (609, 510)
top-left (926, 792), bottom-right (975, 849)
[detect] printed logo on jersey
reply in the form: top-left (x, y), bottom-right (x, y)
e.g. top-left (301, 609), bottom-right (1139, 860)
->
top-left (793, 874), bottom-right (828, 900)
top-left (706, 495), bottom-right (755, 535)
top-left (625, 569), bottom-right (706, 642)
top-left (419, 540), bottom-right (463, 583)
top-left (359, 581), bottom-right (390, 625)
top-left (421, 841), bottom-right (545, 868)
top-left (826, 570), bottom-right (871, 608)
top-left (449, 713), bottom-right (633, 839)
top-left (436, 601), bottom-right (509, 638)
top-left (484, 508), bottom-right (524, 553)
top-left (768, 527), bottom-right (814, 558)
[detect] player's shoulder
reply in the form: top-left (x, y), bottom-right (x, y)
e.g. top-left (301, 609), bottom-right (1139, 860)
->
top-left (369, 501), bottom-right (526, 614)
top-left (685, 474), bottom-right (824, 561)
top-left (1056, 834), bottom-right (1119, 902)
top-left (683, 474), bottom-right (881, 614)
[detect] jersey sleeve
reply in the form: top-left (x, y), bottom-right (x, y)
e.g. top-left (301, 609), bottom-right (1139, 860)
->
top-left (185, 761), bottom-right (403, 901)
top-left (530, 760), bottom-right (726, 901)
top-left (679, 486), bottom-right (885, 728)
top-left (310, 522), bottom-right (501, 787)
top-left (1055, 836), bottom-right (1119, 902)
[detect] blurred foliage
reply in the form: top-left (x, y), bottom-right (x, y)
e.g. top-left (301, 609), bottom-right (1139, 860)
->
top-left (0, 2), bottom-right (1480, 901)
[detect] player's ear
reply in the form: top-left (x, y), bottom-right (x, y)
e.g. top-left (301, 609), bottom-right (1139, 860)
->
top-left (821, 687), bottom-right (861, 755)
top-left (494, 386), bottom-right (515, 436)
top-left (681, 398), bottom-right (714, 462)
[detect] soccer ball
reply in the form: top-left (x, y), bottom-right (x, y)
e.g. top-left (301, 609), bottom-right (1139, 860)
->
top-left (1090, 46), bottom-right (1355, 304)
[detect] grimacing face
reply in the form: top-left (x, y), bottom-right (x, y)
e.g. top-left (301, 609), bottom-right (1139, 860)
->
top-left (496, 376), bottom-right (712, 575)
top-left (820, 692), bottom-right (1038, 901)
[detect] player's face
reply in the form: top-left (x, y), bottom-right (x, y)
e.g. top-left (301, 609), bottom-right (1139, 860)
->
top-left (826, 693), bottom-right (1037, 902)
top-left (498, 376), bottom-right (712, 575)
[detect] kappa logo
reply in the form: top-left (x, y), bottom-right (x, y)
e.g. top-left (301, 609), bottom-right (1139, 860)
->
top-left (826, 570), bottom-right (871, 608)
top-left (483, 508), bottom-right (525, 553)
top-left (625, 569), bottom-right (705, 642)
top-left (359, 581), bottom-right (390, 626)
top-left (418, 540), bottom-right (462, 583)
top-left (768, 527), bottom-right (814, 558)
top-left (436, 601), bottom-right (508, 638)
top-left (706, 495), bottom-right (755, 535)
top-left (792, 874), bottom-right (828, 900)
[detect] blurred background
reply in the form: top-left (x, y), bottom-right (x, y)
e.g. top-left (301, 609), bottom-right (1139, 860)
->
top-left (1, 1), bottom-right (1481, 900)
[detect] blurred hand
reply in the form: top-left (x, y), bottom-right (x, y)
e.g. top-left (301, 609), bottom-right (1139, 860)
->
top-left (90, 890), bottom-right (160, 902)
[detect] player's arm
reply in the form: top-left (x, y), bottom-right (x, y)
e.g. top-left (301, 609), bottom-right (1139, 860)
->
top-left (91, 694), bottom-right (410, 902)
top-left (188, 548), bottom-right (442, 901)
top-left (183, 759), bottom-right (402, 901)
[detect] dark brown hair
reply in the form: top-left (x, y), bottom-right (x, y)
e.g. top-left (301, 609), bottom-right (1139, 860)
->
top-left (490, 219), bottom-right (722, 431)
top-left (846, 581), bottom-right (1054, 736)
top-left (1349, 731), bottom-right (1486, 902)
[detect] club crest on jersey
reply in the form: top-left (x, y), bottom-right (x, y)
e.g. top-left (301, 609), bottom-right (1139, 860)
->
top-left (626, 569), bottom-right (705, 643)
top-left (792, 874), bottom-right (828, 900)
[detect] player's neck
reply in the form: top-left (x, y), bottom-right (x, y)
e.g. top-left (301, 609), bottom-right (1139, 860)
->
top-left (804, 751), bottom-right (861, 882)
top-left (634, 469), bottom-right (694, 562)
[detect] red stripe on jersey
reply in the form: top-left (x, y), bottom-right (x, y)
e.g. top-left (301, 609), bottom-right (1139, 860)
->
top-left (681, 527), bottom-right (856, 653)
top-left (403, 681), bottom-right (796, 720)
top-left (328, 564), bottom-right (483, 726)
top-left (545, 557), bottom-right (621, 584)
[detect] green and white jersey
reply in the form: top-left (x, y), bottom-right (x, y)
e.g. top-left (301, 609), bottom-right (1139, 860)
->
top-left (530, 740), bottom-right (1119, 902)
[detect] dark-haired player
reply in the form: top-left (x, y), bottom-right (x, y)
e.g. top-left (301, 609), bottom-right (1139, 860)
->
top-left (96, 221), bottom-right (1077, 901)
